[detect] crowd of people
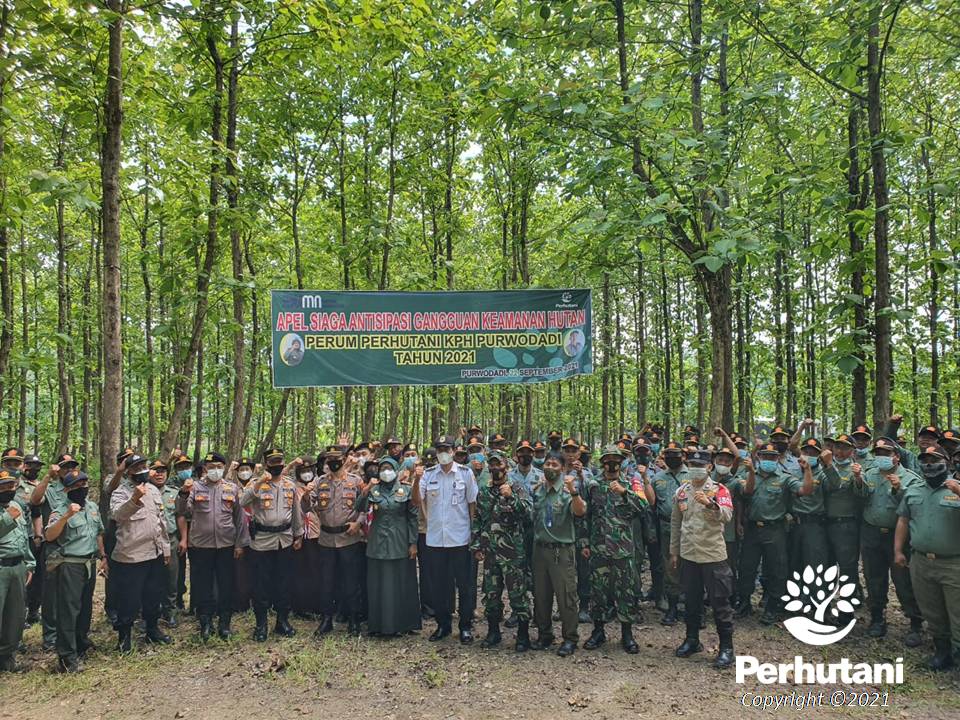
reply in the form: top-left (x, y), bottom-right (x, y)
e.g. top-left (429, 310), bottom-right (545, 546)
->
top-left (0, 418), bottom-right (958, 676)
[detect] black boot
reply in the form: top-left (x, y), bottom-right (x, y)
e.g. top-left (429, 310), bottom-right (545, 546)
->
top-left (145, 623), bottom-right (172, 645)
top-left (218, 614), bottom-right (234, 640)
top-left (904, 618), bottom-right (923, 648)
top-left (675, 634), bottom-right (703, 657)
top-left (661, 597), bottom-right (679, 626)
top-left (117, 625), bottom-right (133, 654)
top-left (515, 619), bottom-right (531, 652)
top-left (481, 615), bottom-right (502, 648)
top-left (715, 624), bottom-right (734, 669)
top-left (620, 622), bottom-right (639, 654)
top-left (198, 615), bottom-right (213, 643)
top-left (429, 623), bottom-right (452, 641)
top-left (253, 611), bottom-right (268, 642)
top-left (928, 637), bottom-right (956, 672)
top-left (274, 610), bottom-right (296, 637)
top-left (314, 614), bottom-right (334, 638)
top-left (583, 623), bottom-right (606, 650)
top-left (504, 612), bottom-right (519, 629)
top-left (867, 610), bottom-right (887, 638)
top-left (346, 614), bottom-right (362, 636)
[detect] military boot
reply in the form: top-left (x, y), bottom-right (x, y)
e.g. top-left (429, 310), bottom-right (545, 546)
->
top-left (515, 619), bottom-right (531, 652)
top-left (117, 625), bottom-right (133, 654)
top-left (583, 623), bottom-right (606, 650)
top-left (675, 634), bottom-right (703, 657)
top-left (904, 618), bottom-right (923, 648)
top-left (620, 623), bottom-right (639, 654)
top-left (314, 614), bottom-right (334, 637)
top-left (218, 614), bottom-right (234, 640)
top-left (481, 614), bottom-right (502, 648)
top-left (274, 610), bottom-right (296, 637)
top-left (866, 610), bottom-right (887, 638)
top-left (145, 623), bottom-right (172, 645)
top-left (253, 611), bottom-right (268, 642)
top-left (715, 623), bottom-right (734, 669)
top-left (198, 615), bottom-right (214, 643)
top-left (661, 597), bottom-right (679, 626)
top-left (928, 638), bottom-right (956, 672)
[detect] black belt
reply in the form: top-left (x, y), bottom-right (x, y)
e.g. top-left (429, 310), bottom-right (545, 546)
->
top-left (794, 513), bottom-right (825, 525)
top-left (64, 553), bottom-right (95, 559)
top-left (253, 522), bottom-right (291, 533)
top-left (0, 556), bottom-right (23, 566)
top-left (913, 550), bottom-right (960, 560)
top-left (748, 518), bottom-right (784, 528)
top-left (535, 540), bottom-right (572, 549)
top-left (826, 516), bottom-right (858, 524)
top-left (864, 523), bottom-right (893, 534)
top-left (321, 524), bottom-right (349, 534)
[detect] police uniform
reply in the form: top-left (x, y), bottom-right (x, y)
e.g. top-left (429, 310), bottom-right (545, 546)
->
top-left (671, 449), bottom-right (735, 668)
top-left (583, 445), bottom-right (647, 654)
top-left (896, 446), bottom-right (960, 670)
top-left (856, 438), bottom-right (922, 642)
top-left (303, 445), bottom-right (365, 636)
top-left (240, 447), bottom-right (303, 641)
top-left (652, 442), bottom-right (687, 624)
top-left (109, 455), bottom-right (171, 651)
top-left (471, 450), bottom-right (532, 650)
top-left (44, 470), bottom-right (102, 672)
top-left (0, 469), bottom-right (34, 672)
top-left (291, 455), bottom-right (322, 619)
top-left (178, 451), bottom-right (249, 640)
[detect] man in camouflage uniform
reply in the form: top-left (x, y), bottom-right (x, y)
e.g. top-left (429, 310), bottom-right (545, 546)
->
top-left (582, 445), bottom-right (648, 654)
top-left (471, 450), bottom-right (533, 651)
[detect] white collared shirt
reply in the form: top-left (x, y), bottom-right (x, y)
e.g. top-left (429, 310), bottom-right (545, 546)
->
top-left (419, 462), bottom-right (478, 547)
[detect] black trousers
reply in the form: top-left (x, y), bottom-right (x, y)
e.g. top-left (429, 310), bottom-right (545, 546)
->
top-left (292, 538), bottom-right (322, 614)
top-left (317, 543), bottom-right (364, 617)
top-left (417, 533), bottom-right (435, 613)
top-left (113, 556), bottom-right (166, 629)
top-left (188, 546), bottom-right (235, 620)
top-left (680, 559), bottom-right (734, 637)
top-left (251, 546), bottom-right (294, 615)
top-left (427, 545), bottom-right (476, 631)
top-left (26, 539), bottom-right (44, 613)
top-left (51, 561), bottom-right (95, 663)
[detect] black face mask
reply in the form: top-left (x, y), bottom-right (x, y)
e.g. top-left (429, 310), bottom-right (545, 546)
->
top-left (131, 470), bottom-right (149, 485)
top-left (665, 456), bottom-right (683, 470)
top-left (604, 461), bottom-right (622, 474)
top-left (490, 466), bottom-right (504, 480)
top-left (327, 460), bottom-right (343, 473)
top-left (23, 468), bottom-right (40, 480)
top-left (423, 458), bottom-right (437, 469)
top-left (364, 466), bottom-right (379, 481)
top-left (67, 487), bottom-right (88, 507)
top-left (267, 465), bottom-right (283, 477)
top-left (549, 439), bottom-right (561, 450)
top-left (921, 462), bottom-right (948, 487)
top-left (388, 448), bottom-right (402, 460)
top-left (0, 490), bottom-right (15, 506)
top-left (773, 441), bottom-right (788, 454)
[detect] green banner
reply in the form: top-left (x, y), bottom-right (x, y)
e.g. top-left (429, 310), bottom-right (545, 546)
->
top-left (271, 289), bottom-right (592, 388)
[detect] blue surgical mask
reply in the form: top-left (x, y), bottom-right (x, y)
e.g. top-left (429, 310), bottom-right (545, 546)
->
top-left (177, 469), bottom-right (192, 482)
top-left (738, 449), bottom-right (750, 459)
top-left (835, 456), bottom-right (852, 467)
top-left (804, 455), bottom-right (819, 468)
top-left (469, 452), bottom-right (486, 464)
top-left (401, 457), bottom-right (416, 472)
top-left (856, 447), bottom-right (869, 458)
top-left (532, 457), bottom-right (545, 468)
top-left (649, 443), bottom-right (661, 454)
top-left (874, 456), bottom-right (894, 472)
top-left (759, 459), bottom-right (779, 474)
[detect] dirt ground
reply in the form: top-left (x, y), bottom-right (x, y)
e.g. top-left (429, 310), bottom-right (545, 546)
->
top-left (2, 591), bottom-right (958, 720)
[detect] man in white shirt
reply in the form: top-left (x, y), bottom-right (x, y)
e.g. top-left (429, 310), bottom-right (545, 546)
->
top-left (419, 434), bottom-right (478, 643)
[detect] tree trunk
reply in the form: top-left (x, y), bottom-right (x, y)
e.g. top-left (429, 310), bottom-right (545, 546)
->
top-left (55, 120), bottom-right (71, 454)
top-left (847, 94), bottom-right (868, 424)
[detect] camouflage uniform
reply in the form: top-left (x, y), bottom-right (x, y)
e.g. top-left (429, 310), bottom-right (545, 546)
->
top-left (584, 471), bottom-right (648, 624)
top-left (471, 478), bottom-right (533, 623)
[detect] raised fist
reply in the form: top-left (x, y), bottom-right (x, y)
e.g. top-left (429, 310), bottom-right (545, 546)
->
top-left (499, 483), bottom-right (513, 498)
top-left (609, 480), bottom-right (626, 496)
top-left (67, 503), bottom-right (81, 516)
top-left (694, 490), bottom-right (710, 507)
top-left (132, 484), bottom-right (147, 501)
top-left (6, 504), bottom-right (21, 520)
top-left (819, 449), bottom-right (833, 467)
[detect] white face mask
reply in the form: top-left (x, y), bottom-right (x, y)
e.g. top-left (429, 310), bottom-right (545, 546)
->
top-left (437, 452), bottom-right (454, 465)
top-left (238, 469), bottom-right (252, 481)
top-left (380, 469), bottom-right (397, 483)
top-left (357, 453), bottom-right (370, 464)
top-left (206, 468), bottom-right (224, 482)
top-left (714, 464), bottom-right (732, 477)
top-left (687, 467), bottom-right (708, 481)
top-left (300, 471), bottom-right (315, 483)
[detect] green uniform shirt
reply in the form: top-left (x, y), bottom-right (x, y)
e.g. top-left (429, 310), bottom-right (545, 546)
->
top-left (47, 503), bottom-right (104, 558)
top-left (159, 484), bottom-right (179, 537)
top-left (897, 480), bottom-right (960, 556)
top-left (716, 473), bottom-right (741, 543)
top-left (0, 506), bottom-right (35, 569)
top-left (45, 479), bottom-right (68, 513)
top-left (532, 475), bottom-right (578, 544)
top-left (823, 462), bottom-right (861, 518)
top-left (857, 465), bottom-right (920, 529)
top-left (790, 465), bottom-right (826, 516)
top-left (357, 481), bottom-right (418, 560)
top-left (744, 469), bottom-right (801, 522)
top-left (652, 468), bottom-right (687, 520)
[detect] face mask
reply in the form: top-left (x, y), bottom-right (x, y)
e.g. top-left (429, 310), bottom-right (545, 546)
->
top-left (206, 468), bottom-right (224, 482)
top-left (300, 471), bottom-right (315, 483)
top-left (238, 469), bottom-right (253, 481)
top-left (874, 456), bottom-right (894, 472)
top-left (0, 490), bottom-right (15, 505)
top-left (835, 456), bottom-right (852, 467)
top-left (267, 465), bottom-right (283, 477)
top-left (469, 452), bottom-right (486, 464)
top-left (533, 457), bottom-right (545, 468)
top-left (400, 457), bottom-right (416, 472)
top-left (365, 466), bottom-right (379, 480)
top-left (856, 447), bottom-right (869, 458)
top-left (580, 454), bottom-right (591, 466)
top-left (380, 468), bottom-right (397, 484)
top-left (649, 443), bottom-right (661, 454)
top-left (357, 453), bottom-right (370, 464)
top-left (665, 457), bottom-right (682, 470)
top-left (714, 464), bottom-right (732, 477)
top-left (773, 442), bottom-right (788, 454)
top-left (687, 467), bottom-right (709, 481)
top-left (437, 451), bottom-right (453, 465)
top-left (490, 467), bottom-right (505, 483)
top-left (327, 460), bottom-right (343, 473)
top-left (921, 462), bottom-right (948, 487)
top-left (759, 459), bottom-right (779, 474)
top-left (132, 470), bottom-right (150, 485)
top-left (177, 469), bottom-right (192, 482)
top-left (67, 486), bottom-right (88, 507)
top-left (549, 439), bottom-right (561, 450)
top-left (517, 455), bottom-right (532, 467)
top-left (603, 461), bottom-right (622, 475)
top-left (543, 468), bottom-right (560, 481)
top-left (803, 455), bottom-right (819, 468)
top-left (4, 467), bottom-right (21, 478)
top-left (405, 455), bottom-right (419, 466)
top-left (738, 448), bottom-right (750, 459)
top-left (23, 468), bottom-right (40, 480)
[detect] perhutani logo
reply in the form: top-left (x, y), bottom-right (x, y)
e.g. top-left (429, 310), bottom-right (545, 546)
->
top-left (561, 292), bottom-right (572, 303)
top-left (735, 564), bottom-right (903, 686)
top-left (781, 564), bottom-right (860, 645)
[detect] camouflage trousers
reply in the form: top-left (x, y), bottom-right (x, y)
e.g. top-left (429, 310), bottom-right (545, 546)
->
top-left (481, 555), bottom-right (531, 622)
top-left (589, 555), bottom-right (642, 624)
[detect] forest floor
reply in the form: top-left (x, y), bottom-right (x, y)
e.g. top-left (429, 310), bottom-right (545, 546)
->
top-left (2, 591), bottom-right (958, 720)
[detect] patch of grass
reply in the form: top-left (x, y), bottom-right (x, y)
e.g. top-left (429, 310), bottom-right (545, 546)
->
top-left (614, 683), bottom-right (644, 707)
